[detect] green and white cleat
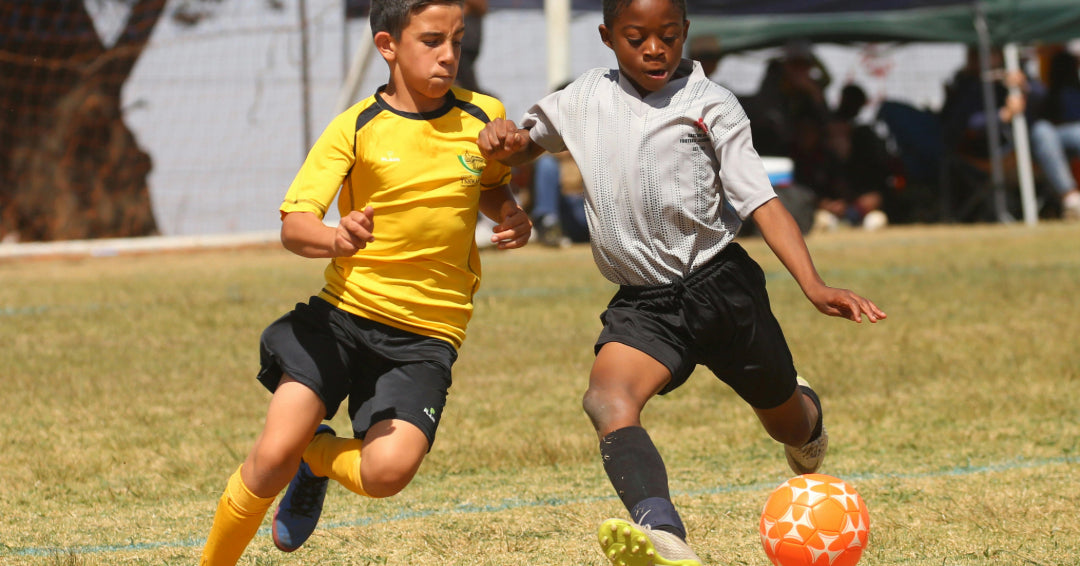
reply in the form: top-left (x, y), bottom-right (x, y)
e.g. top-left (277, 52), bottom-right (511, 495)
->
top-left (597, 518), bottom-right (702, 566)
top-left (785, 376), bottom-right (829, 475)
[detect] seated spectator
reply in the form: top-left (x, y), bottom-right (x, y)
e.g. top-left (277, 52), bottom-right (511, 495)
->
top-left (805, 84), bottom-right (891, 231)
top-left (531, 151), bottom-right (589, 247)
top-left (939, 45), bottom-right (1031, 221)
top-left (940, 46), bottom-right (1020, 161)
top-left (1028, 48), bottom-right (1080, 220)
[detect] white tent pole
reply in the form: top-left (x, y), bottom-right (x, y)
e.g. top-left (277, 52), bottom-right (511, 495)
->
top-left (545, 0), bottom-right (571, 91)
top-left (336, 24), bottom-right (375, 115)
top-left (1004, 43), bottom-right (1039, 226)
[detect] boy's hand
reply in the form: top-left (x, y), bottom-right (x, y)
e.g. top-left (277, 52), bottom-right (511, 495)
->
top-left (333, 205), bottom-right (375, 256)
top-left (490, 200), bottom-right (532, 249)
top-left (478, 118), bottom-right (531, 162)
top-left (806, 285), bottom-right (887, 323)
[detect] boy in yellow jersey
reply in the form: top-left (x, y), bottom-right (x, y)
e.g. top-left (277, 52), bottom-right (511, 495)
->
top-left (198, 1), bottom-right (531, 563)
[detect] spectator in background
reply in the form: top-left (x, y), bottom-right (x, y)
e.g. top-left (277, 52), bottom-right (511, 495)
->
top-left (939, 45), bottom-right (1029, 221)
top-left (456, 0), bottom-right (487, 93)
top-left (687, 35), bottom-right (723, 78)
top-left (745, 39), bottom-right (832, 158)
top-left (739, 40), bottom-right (832, 233)
top-left (804, 84), bottom-right (891, 231)
top-left (530, 150), bottom-right (589, 247)
top-left (940, 46), bottom-right (1023, 161)
top-left (1028, 49), bottom-right (1080, 220)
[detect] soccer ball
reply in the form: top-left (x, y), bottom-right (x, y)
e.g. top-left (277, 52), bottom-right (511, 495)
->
top-left (759, 474), bottom-right (870, 566)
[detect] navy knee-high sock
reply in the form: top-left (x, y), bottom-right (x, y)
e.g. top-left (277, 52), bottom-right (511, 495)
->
top-left (600, 426), bottom-right (686, 539)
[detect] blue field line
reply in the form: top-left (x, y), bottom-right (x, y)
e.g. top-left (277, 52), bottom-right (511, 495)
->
top-left (3, 454), bottom-right (1075, 558)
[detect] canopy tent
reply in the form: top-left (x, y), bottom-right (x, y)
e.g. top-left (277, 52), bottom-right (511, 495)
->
top-left (686, 0), bottom-right (1080, 53)
top-left (686, 0), bottom-right (1080, 224)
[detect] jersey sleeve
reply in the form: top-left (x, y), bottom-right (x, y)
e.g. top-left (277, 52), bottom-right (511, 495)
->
top-left (716, 124), bottom-right (778, 219)
top-left (520, 89), bottom-right (568, 153)
top-left (704, 90), bottom-right (778, 220)
top-left (280, 109), bottom-right (358, 218)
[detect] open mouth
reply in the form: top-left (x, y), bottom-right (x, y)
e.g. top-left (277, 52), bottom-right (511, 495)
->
top-left (644, 68), bottom-right (668, 80)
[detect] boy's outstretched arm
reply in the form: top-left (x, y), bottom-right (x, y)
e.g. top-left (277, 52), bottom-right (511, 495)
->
top-left (479, 185), bottom-right (532, 249)
top-left (478, 118), bottom-right (546, 166)
top-left (751, 198), bottom-right (886, 323)
top-left (281, 208), bottom-right (375, 258)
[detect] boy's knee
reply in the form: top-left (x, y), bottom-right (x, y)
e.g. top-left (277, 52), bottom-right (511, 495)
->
top-left (361, 461), bottom-right (418, 498)
top-left (582, 386), bottom-right (639, 434)
top-left (581, 386), bottom-right (608, 424)
top-left (247, 447), bottom-right (303, 494)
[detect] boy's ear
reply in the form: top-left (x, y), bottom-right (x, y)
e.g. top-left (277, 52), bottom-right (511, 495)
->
top-left (598, 24), bottom-right (612, 49)
top-left (374, 30), bottom-right (396, 61)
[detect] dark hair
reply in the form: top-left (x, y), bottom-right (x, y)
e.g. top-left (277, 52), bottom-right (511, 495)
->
top-left (370, 0), bottom-right (465, 39)
top-left (835, 84), bottom-right (868, 121)
top-left (1047, 50), bottom-right (1080, 91)
top-left (601, 0), bottom-right (686, 27)
top-left (1045, 50), bottom-right (1080, 123)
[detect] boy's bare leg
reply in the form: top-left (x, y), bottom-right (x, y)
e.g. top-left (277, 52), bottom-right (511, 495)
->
top-left (584, 343), bottom-right (701, 565)
top-left (754, 377), bottom-right (827, 474)
top-left (584, 342), bottom-right (667, 436)
top-left (201, 376), bottom-right (325, 565)
top-left (274, 417), bottom-right (430, 552)
top-left (245, 377), bottom-right (327, 495)
top-left (357, 419), bottom-right (429, 498)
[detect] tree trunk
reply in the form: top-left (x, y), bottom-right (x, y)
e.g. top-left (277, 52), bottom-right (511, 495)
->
top-left (0, 0), bottom-right (167, 242)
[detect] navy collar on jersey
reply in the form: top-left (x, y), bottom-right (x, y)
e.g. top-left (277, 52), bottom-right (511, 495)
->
top-left (373, 85), bottom-right (457, 120)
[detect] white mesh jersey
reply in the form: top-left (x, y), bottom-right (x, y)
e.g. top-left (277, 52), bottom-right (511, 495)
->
top-left (522, 60), bottom-right (777, 286)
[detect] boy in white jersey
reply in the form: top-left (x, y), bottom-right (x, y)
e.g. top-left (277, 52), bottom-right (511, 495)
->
top-left (479, 0), bottom-right (886, 563)
top-left (198, 0), bottom-right (532, 564)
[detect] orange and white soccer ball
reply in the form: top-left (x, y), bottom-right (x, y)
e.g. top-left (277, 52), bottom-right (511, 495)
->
top-left (759, 474), bottom-right (870, 566)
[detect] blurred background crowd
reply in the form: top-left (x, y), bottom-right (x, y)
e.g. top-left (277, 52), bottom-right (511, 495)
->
top-left (2, 1), bottom-right (1079, 245)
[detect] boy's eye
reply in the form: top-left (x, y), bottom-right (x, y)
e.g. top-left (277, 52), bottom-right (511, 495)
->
top-left (627, 38), bottom-right (644, 47)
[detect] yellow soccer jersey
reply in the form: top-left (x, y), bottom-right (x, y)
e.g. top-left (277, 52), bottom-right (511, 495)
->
top-left (280, 87), bottom-right (512, 348)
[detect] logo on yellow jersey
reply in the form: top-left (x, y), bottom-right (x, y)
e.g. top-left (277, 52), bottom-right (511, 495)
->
top-left (458, 151), bottom-right (485, 186)
top-left (457, 152), bottom-right (485, 175)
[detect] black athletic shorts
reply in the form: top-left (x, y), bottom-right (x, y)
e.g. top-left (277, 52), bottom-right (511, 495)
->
top-left (257, 296), bottom-right (457, 448)
top-left (595, 242), bottom-right (797, 409)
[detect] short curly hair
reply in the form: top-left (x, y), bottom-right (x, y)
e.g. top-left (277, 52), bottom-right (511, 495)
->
top-left (601, 0), bottom-right (686, 27)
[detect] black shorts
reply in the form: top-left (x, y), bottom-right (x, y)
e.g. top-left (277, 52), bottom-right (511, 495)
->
top-left (257, 296), bottom-right (457, 448)
top-left (595, 243), bottom-right (797, 409)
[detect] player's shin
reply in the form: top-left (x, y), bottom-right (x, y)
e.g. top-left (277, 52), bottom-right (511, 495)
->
top-left (200, 465), bottom-right (275, 566)
top-left (600, 425), bottom-right (686, 539)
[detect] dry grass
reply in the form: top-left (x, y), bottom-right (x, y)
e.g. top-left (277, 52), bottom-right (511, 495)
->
top-left (1, 222), bottom-right (1078, 565)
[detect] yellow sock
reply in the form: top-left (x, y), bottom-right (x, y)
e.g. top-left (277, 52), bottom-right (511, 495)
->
top-left (304, 432), bottom-right (369, 497)
top-left (199, 465), bottom-right (275, 566)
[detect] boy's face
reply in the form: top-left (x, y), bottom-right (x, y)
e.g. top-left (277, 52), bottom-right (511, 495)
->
top-left (599, 0), bottom-right (689, 96)
top-left (377, 4), bottom-right (465, 109)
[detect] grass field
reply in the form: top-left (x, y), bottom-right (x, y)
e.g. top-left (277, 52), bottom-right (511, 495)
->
top-left (2, 222), bottom-right (1078, 565)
